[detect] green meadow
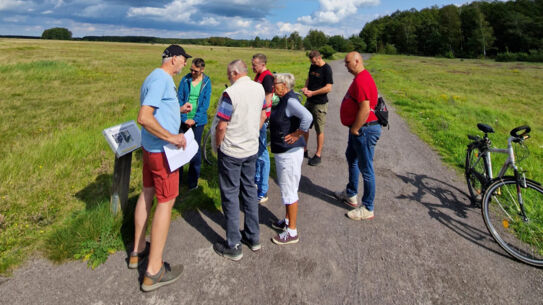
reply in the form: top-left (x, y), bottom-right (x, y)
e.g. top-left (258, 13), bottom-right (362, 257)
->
top-left (369, 54), bottom-right (542, 182)
top-left (1, 39), bottom-right (542, 274)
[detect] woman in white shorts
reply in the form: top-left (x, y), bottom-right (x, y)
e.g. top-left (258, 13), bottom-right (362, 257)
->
top-left (269, 73), bottom-right (313, 245)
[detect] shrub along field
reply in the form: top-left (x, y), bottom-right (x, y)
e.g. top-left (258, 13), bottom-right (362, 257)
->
top-left (0, 39), bottom-right (541, 274)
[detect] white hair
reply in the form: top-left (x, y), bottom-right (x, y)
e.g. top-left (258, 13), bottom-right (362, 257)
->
top-left (162, 57), bottom-right (173, 65)
top-left (228, 59), bottom-right (248, 75)
top-left (273, 73), bottom-right (295, 90)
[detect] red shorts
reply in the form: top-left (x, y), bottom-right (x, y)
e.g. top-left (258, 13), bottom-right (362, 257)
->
top-left (142, 148), bottom-right (179, 203)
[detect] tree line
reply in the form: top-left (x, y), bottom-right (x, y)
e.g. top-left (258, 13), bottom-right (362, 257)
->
top-left (360, 0), bottom-right (543, 61)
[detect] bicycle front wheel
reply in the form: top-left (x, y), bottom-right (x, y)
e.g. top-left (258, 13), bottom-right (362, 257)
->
top-left (465, 146), bottom-right (488, 204)
top-left (482, 177), bottom-right (543, 266)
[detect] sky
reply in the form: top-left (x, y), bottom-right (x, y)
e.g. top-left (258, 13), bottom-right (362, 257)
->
top-left (0, 0), bottom-right (482, 39)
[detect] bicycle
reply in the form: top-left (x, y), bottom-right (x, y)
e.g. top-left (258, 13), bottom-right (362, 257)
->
top-left (465, 123), bottom-right (543, 266)
top-left (202, 91), bottom-right (304, 165)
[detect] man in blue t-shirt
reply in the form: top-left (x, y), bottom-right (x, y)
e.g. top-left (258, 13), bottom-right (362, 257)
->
top-left (130, 45), bottom-right (193, 292)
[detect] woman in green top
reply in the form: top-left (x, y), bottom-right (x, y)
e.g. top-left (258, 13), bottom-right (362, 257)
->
top-left (178, 58), bottom-right (212, 190)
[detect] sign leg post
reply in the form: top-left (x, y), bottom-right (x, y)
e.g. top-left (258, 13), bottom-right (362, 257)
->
top-left (111, 152), bottom-right (132, 215)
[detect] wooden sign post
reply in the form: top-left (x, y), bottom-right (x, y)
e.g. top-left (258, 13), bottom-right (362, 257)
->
top-left (103, 121), bottom-right (141, 215)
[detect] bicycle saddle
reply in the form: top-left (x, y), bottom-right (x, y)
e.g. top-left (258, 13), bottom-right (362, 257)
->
top-left (477, 123), bottom-right (494, 134)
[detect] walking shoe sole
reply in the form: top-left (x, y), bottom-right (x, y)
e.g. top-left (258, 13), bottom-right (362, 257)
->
top-left (141, 265), bottom-right (183, 292)
top-left (271, 236), bottom-right (299, 245)
top-left (240, 237), bottom-right (261, 252)
top-left (346, 213), bottom-right (374, 221)
top-left (241, 241), bottom-right (261, 252)
top-left (343, 200), bottom-right (359, 208)
top-left (128, 257), bottom-right (147, 269)
top-left (258, 197), bottom-right (269, 204)
top-left (214, 248), bottom-right (243, 261)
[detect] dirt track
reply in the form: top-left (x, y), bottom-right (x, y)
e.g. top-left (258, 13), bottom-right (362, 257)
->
top-left (1, 58), bottom-right (542, 305)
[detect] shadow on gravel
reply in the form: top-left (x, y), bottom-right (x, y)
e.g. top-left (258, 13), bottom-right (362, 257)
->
top-left (182, 208), bottom-right (224, 246)
top-left (181, 199), bottom-right (279, 246)
top-left (298, 175), bottom-right (345, 209)
top-left (396, 172), bottom-right (512, 260)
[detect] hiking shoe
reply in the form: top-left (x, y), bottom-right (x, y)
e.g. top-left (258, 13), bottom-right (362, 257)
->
top-left (271, 219), bottom-right (287, 231)
top-left (334, 190), bottom-right (359, 208)
top-left (272, 230), bottom-right (299, 245)
top-left (304, 150), bottom-right (309, 158)
top-left (213, 242), bottom-right (243, 261)
top-left (258, 195), bottom-right (269, 204)
top-left (128, 241), bottom-right (150, 269)
top-left (240, 231), bottom-right (261, 252)
top-left (308, 155), bottom-right (321, 166)
top-left (347, 206), bottom-right (374, 221)
top-left (141, 262), bottom-right (183, 292)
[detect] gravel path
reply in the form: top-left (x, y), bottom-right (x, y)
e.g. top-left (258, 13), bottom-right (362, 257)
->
top-left (1, 57), bottom-right (542, 305)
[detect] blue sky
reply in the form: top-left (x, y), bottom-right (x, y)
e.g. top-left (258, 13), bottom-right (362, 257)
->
top-left (0, 0), bottom-right (482, 39)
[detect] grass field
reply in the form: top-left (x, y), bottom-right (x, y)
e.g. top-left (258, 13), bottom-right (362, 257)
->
top-left (1, 39), bottom-right (542, 274)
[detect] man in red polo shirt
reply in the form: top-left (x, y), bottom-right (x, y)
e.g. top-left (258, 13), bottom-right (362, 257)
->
top-left (335, 51), bottom-right (382, 220)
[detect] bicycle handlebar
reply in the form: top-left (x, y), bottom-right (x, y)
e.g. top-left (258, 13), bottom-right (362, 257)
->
top-left (510, 125), bottom-right (531, 138)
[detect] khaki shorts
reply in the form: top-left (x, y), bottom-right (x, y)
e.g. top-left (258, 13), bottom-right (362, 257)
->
top-left (305, 101), bottom-right (328, 134)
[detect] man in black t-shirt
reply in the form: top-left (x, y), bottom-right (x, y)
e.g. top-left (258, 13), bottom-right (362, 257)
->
top-left (301, 50), bottom-right (333, 166)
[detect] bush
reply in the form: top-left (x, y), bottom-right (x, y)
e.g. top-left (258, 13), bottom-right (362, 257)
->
top-left (42, 27), bottom-right (72, 40)
top-left (319, 45), bottom-right (336, 59)
top-left (384, 44), bottom-right (397, 55)
top-left (495, 50), bottom-right (543, 63)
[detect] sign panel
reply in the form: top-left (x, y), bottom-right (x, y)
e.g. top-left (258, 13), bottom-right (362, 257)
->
top-left (103, 120), bottom-right (141, 157)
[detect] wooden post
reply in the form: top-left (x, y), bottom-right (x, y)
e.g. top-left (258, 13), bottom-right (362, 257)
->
top-left (111, 152), bottom-right (133, 215)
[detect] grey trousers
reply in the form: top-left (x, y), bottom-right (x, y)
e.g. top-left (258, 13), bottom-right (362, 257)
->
top-left (217, 150), bottom-right (260, 248)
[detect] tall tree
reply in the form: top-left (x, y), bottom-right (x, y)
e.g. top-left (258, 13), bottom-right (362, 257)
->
top-left (461, 3), bottom-right (495, 57)
top-left (439, 5), bottom-right (462, 56)
top-left (288, 32), bottom-right (303, 50)
top-left (303, 29), bottom-right (328, 50)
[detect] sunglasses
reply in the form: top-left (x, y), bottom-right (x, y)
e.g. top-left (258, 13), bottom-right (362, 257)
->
top-left (190, 68), bottom-right (201, 73)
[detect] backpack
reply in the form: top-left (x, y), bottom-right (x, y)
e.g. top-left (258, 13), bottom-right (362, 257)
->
top-left (373, 96), bottom-right (389, 128)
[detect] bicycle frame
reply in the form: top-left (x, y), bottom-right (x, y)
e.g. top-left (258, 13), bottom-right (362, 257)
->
top-left (478, 136), bottom-right (519, 182)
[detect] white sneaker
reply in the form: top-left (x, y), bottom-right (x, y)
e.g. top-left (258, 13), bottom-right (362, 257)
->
top-left (334, 190), bottom-right (358, 208)
top-left (347, 206), bottom-right (374, 221)
top-left (258, 195), bottom-right (269, 204)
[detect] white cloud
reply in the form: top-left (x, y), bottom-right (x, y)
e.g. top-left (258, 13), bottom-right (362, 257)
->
top-left (127, 0), bottom-right (199, 21)
top-left (42, 10), bottom-right (53, 14)
top-left (0, 0), bottom-right (28, 11)
top-left (78, 4), bottom-right (108, 18)
top-left (2, 15), bottom-right (27, 22)
top-left (298, 0), bottom-right (379, 25)
top-left (199, 17), bottom-right (219, 26)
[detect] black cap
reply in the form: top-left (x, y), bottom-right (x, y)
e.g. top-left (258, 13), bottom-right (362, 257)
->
top-left (162, 45), bottom-right (192, 59)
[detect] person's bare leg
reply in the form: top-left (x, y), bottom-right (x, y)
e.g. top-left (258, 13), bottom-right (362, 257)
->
top-left (146, 198), bottom-right (175, 275)
top-left (315, 132), bottom-right (324, 157)
top-left (303, 133), bottom-right (309, 155)
top-left (133, 187), bottom-right (154, 253)
top-left (286, 202), bottom-right (298, 229)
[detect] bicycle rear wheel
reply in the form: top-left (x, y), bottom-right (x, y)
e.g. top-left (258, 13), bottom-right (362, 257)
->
top-left (482, 177), bottom-right (543, 267)
top-left (465, 146), bottom-right (489, 204)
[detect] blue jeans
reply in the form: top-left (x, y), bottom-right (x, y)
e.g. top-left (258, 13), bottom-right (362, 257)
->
top-left (218, 150), bottom-right (259, 248)
top-left (180, 124), bottom-right (204, 189)
top-left (345, 124), bottom-right (381, 211)
top-left (255, 122), bottom-right (270, 197)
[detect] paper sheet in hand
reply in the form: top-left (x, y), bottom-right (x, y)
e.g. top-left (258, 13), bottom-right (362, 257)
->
top-left (163, 128), bottom-right (198, 172)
